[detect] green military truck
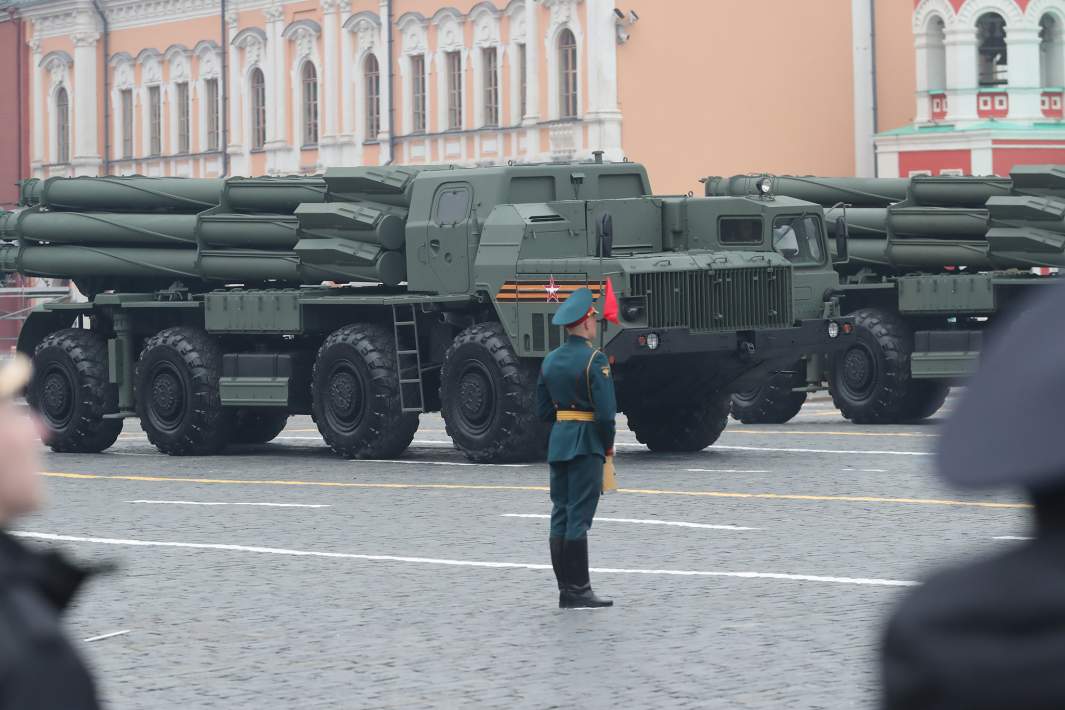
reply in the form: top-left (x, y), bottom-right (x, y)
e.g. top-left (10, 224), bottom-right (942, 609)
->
top-left (706, 167), bottom-right (1064, 425)
top-left (1, 160), bottom-right (852, 462)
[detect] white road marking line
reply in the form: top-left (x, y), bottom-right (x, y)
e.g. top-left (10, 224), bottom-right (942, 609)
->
top-left (842, 468), bottom-right (888, 473)
top-left (712, 445), bottom-right (931, 456)
top-left (359, 459), bottom-right (529, 468)
top-left (125, 500), bottom-right (331, 508)
top-left (686, 468), bottom-right (771, 474)
top-left (12, 532), bottom-right (915, 588)
top-left (993, 535), bottom-right (1032, 541)
top-left (83, 629), bottom-right (131, 643)
top-left (501, 513), bottom-right (761, 531)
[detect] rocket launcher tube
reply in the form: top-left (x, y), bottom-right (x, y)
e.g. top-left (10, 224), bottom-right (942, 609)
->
top-left (294, 202), bottom-right (407, 251)
top-left (39, 176), bottom-right (224, 213)
top-left (222, 177), bottom-right (328, 214)
top-left (705, 175), bottom-right (909, 207)
top-left (196, 213), bottom-right (301, 249)
top-left (10, 210), bottom-right (198, 247)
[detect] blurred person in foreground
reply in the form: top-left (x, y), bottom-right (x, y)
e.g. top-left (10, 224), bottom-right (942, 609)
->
top-left (881, 284), bottom-right (1065, 710)
top-left (0, 354), bottom-right (101, 709)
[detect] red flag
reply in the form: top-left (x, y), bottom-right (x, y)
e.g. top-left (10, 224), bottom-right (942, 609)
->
top-left (602, 278), bottom-right (620, 324)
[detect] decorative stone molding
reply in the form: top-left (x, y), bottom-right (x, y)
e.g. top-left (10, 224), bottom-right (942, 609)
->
top-left (954, 0), bottom-right (1025, 28)
top-left (283, 20), bottom-right (322, 60)
top-left (344, 11), bottom-right (381, 54)
top-left (264, 1), bottom-right (285, 24)
top-left (543, 0), bottom-right (584, 39)
top-left (72, 30), bottom-right (101, 48)
top-left (432, 9), bottom-right (465, 53)
top-left (397, 12), bottom-right (428, 55)
top-left (506, 1), bottom-right (527, 43)
top-left (913, 0), bottom-right (956, 33)
top-left (470, 3), bottom-right (501, 48)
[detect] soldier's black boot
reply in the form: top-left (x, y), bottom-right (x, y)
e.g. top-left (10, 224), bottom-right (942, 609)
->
top-left (560, 537), bottom-right (613, 609)
top-left (549, 536), bottom-right (567, 606)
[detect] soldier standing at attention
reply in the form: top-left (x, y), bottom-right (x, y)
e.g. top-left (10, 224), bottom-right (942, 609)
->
top-left (536, 287), bottom-right (616, 609)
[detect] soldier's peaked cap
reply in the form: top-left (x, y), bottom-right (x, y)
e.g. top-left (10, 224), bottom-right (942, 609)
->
top-left (551, 287), bottom-right (596, 327)
top-left (937, 282), bottom-right (1065, 491)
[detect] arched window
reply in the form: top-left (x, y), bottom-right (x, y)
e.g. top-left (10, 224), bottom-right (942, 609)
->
top-left (977, 12), bottom-right (1008, 87)
top-left (55, 86), bottom-right (69, 163)
top-left (250, 67), bottom-right (266, 150)
top-left (365, 54), bottom-right (380, 138)
top-left (301, 62), bottom-right (319, 146)
top-left (558, 28), bottom-right (578, 118)
top-left (926, 16), bottom-right (947, 91)
top-left (1041, 14), bottom-right (1064, 88)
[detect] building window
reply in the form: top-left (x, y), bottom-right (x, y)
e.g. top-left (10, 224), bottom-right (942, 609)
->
top-left (176, 81), bottom-right (190, 154)
top-left (411, 54), bottom-right (426, 133)
top-left (204, 78), bottom-right (219, 151)
top-left (483, 47), bottom-right (499, 127)
top-left (558, 28), bottom-right (578, 118)
top-left (518, 43), bottom-right (527, 120)
top-left (148, 85), bottom-right (162, 156)
top-left (250, 68), bottom-right (266, 150)
top-left (121, 89), bottom-right (134, 159)
top-left (1041, 14), bottom-right (1064, 88)
top-left (447, 50), bottom-right (462, 130)
top-left (977, 12), bottom-right (1008, 87)
top-left (55, 87), bottom-right (69, 163)
top-left (302, 62), bottom-right (319, 146)
top-left (365, 54), bottom-right (380, 139)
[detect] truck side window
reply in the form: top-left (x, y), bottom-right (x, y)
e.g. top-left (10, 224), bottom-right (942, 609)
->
top-left (435, 186), bottom-right (471, 225)
top-left (719, 217), bottom-right (763, 244)
top-left (772, 215), bottom-right (825, 265)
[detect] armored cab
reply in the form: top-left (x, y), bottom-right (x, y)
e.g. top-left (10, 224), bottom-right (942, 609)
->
top-left (3, 161), bottom-right (851, 462)
top-left (706, 168), bottom-right (1065, 426)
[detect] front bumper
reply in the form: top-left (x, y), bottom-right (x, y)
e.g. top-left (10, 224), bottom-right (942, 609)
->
top-left (604, 317), bottom-right (856, 365)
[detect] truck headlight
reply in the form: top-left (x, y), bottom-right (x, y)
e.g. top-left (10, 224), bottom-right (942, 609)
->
top-left (646, 332), bottom-right (660, 350)
top-left (827, 321), bottom-right (840, 339)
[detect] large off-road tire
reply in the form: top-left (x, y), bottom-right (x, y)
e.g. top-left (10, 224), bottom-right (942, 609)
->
top-left (829, 307), bottom-right (919, 424)
top-left (899, 380), bottom-right (950, 421)
top-left (627, 393), bottom-right (731, 453)
top-left (440, 322), bottom-right (548, 463)
top-left (232, 409), bottom-right (290, 444)
top-left (135, 327), bottom-right (233, 456)
top-left (311, 323), bottom-right (419, 459)
top-left (729, 368), bottom-right (808, 424)
top-left (28, 329), bottom-right (122, 453)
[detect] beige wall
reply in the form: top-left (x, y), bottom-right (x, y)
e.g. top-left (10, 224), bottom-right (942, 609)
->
top-left (619, 0), bottom-right (916, 194)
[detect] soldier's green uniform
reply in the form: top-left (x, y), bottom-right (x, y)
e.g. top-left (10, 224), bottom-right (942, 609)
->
top-left (536, 287), bottom-right (616, 609)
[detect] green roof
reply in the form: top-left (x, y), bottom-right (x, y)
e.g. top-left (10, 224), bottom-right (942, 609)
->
top-left (877, 119), bottom-right (1065, 137)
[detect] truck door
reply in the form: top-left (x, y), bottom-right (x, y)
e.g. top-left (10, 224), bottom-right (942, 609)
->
top-left (426, 182), bottom-right (472, 293)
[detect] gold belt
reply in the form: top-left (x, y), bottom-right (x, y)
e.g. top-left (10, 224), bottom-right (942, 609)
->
top-left (556, 410), bottom-right (595, 422)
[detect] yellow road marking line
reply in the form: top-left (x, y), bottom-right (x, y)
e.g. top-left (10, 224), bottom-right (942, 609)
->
top-left (40, 472), bottom-right (1028, 510)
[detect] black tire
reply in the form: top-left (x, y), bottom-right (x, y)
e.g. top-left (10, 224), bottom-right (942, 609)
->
top-left (311, 323), bottom-right (419, 459)
top-left (627, 393), bottom-right (731, 453)
top-left (828, 307), bottom-right (916, 424)
top-left (232, 409), bottom-right (290, 444)
top-left (28, 329), bottom-right (122, 453)
top-left (440, 322), bottom-right (548, 463)
top-left (730, 368), bottom-right (808, 424)
top-left (135, 327), bottom-right (233, 455)
top-left (899, 380), bottom-right (950, 421)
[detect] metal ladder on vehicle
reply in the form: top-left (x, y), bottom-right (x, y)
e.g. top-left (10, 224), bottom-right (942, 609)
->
top-left (392, 303), bottom-right (425, 412)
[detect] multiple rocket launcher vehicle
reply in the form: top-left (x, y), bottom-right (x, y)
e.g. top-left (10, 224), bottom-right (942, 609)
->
top-left (707, 166), bottom-right (1065, 425)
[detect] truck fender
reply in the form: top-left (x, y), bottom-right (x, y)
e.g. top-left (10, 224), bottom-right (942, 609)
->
top-left (16, 308), bottom-right (79, 357)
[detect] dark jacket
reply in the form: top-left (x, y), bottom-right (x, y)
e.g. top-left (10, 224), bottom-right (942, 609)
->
top-left (0, 532), bottom-right (100, 710)
top-left (536, 335), bottom-right (617, 463)
top-left (882, 505), bottom-right (1065, 710)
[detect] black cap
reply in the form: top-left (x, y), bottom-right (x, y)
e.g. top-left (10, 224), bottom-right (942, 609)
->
top-left (937, 282), bottom-right (1065, 491)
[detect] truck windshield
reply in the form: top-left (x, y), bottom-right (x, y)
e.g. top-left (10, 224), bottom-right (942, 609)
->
top-left (772, 215), bottom-right (824, 265)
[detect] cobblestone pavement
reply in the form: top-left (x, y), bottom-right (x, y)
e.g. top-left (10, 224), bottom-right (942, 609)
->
top-left (22, 395), bottom-right (1029, 709)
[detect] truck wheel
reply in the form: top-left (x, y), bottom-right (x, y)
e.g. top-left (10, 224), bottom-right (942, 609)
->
top-left (899, 381), bottom-right (950, 421)
top-left (232, 409), bottom-right (289, 444)
top-left (440, 322), bottom-right (548, 463)
top-left (135, 327), bottom-right (233, 456)
top-left (730, 368), bottom-right (807, 424)
top-left (312, 324), bottom-right (419, 459)
top-left (628, 393), bottom-right (731, 453)
top-left (828, 307), bottom-right (914, 424)
top-left (28, 329), bottom-right (122, 453)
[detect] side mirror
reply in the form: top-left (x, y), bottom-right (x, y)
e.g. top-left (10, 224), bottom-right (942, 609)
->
top-left (597, 213), bottom-right (614, 258)
top-left (832, 216), bottom-right (849, 264)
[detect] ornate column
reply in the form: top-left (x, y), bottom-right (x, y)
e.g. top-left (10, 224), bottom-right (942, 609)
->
top-left (584, 0), bottom-right (622, 161)
top-left (321, 0), bottom-right (340, 164)
top-left (377, 0), bottom-right (392, 164)
top-left (1007, 26), bottom-right (1044, 120)
top-left (264, 1), bottom-right (290, 173)
top-left (339, 8), bottom-right (355, 163)
top-left (523, 0), bottom-right (540, 160)
top-left (28, 35), bottom-right (43, 174)
top-left (71, 16), bottom-right (102, 176)
top-left (945, 27), bottom-right (979, 122)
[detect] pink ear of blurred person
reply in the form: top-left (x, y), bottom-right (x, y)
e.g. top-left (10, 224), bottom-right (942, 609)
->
top-left (0, 355), bottom-right (44, 524)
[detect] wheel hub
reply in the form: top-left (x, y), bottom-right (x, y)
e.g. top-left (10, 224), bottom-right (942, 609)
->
top-left (150, 370), bottom-right (184, 423)
top-left (41, 369), bottom-right (73, 423)
top-left (842, 347), bottom-right (874, 392)
top-left (329, 371), bottom-right (361, 418)
top-left (459, 372), bottom-right (490, 422)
